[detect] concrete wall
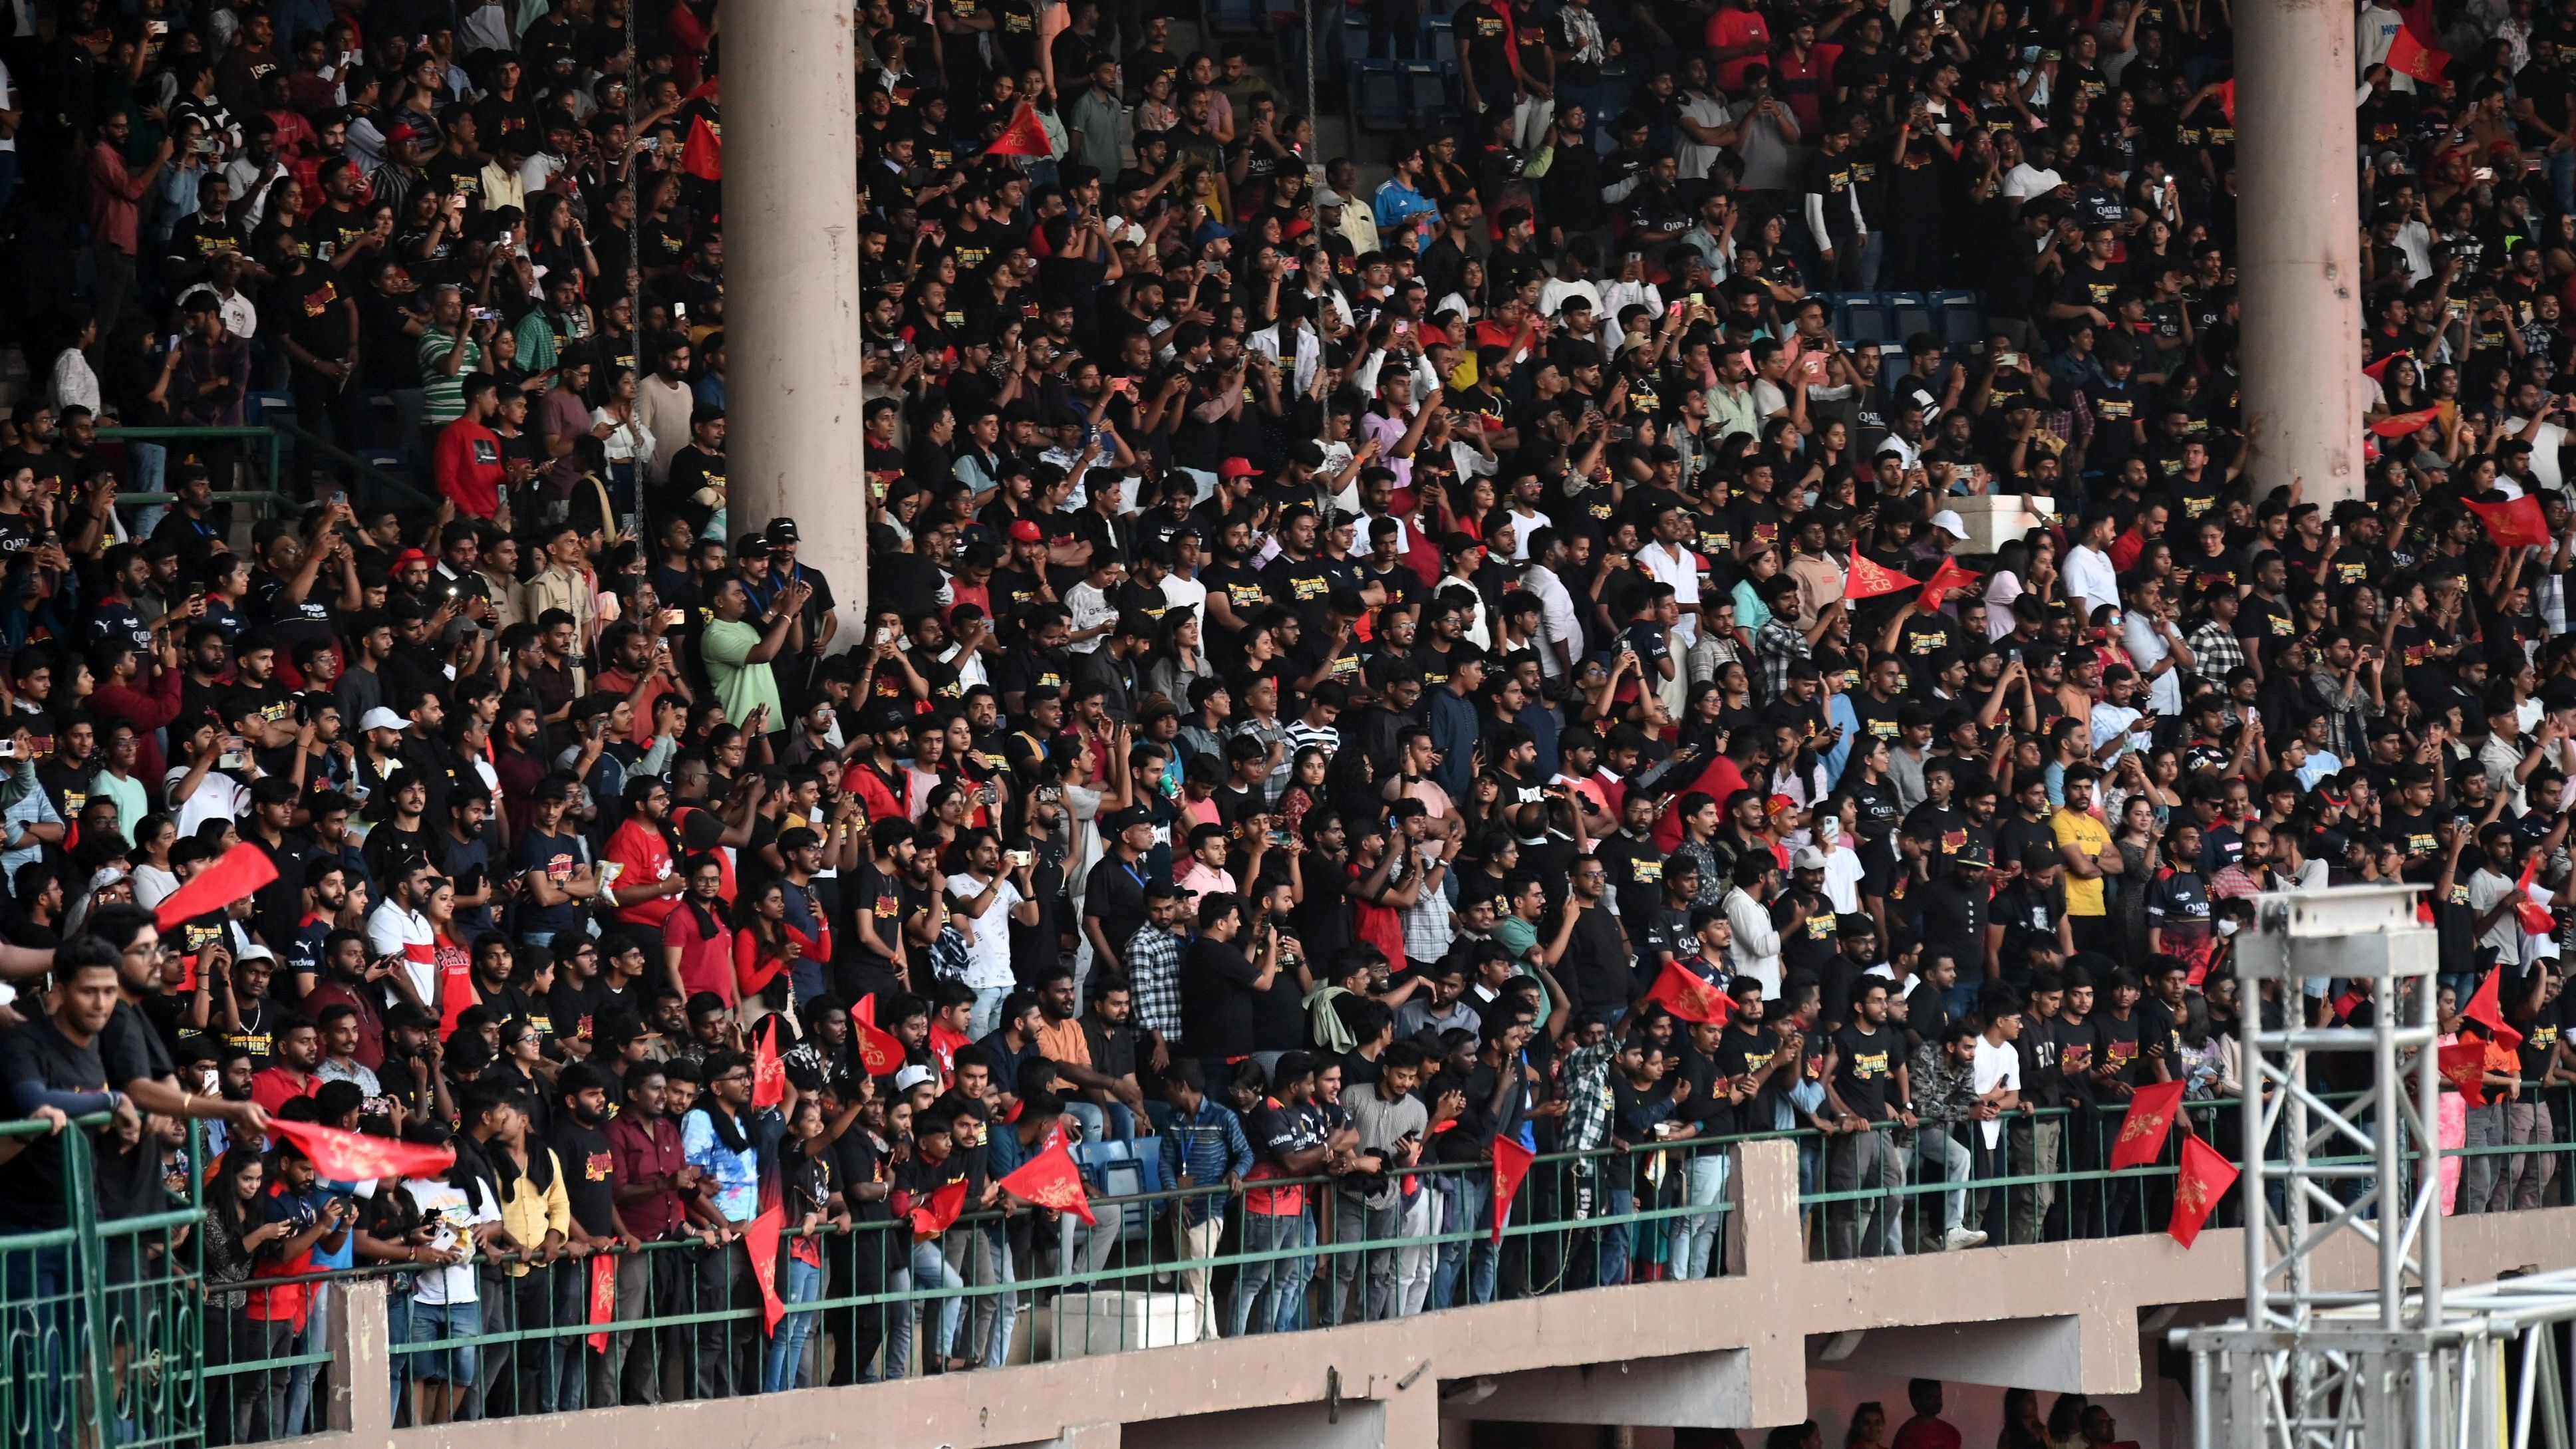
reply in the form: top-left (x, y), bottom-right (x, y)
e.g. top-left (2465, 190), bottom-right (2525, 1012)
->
top-left (303, 1141), bottom-right (2576, 1449)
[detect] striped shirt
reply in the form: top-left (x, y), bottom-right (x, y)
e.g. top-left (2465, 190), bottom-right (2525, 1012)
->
top-left (418, 330), bottom-right (484, 426)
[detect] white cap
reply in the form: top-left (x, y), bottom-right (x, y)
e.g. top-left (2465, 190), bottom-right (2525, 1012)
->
top-left (1930, 509), bottom-right (1968, 538)
top-left (1316, 188), bottom-right (1347, 211)
top-left (1793, 846), bottom-right (1829, 871)
top-left (235, 943), bottom-right (276, 963)
top-left (359, 707), bottom-right (406, 733)
top-left (893, 1064), bottom-right (937, 1092)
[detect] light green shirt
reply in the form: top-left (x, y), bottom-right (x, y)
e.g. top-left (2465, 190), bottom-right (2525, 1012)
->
top-left (699, 617), bottom-right (780, 729)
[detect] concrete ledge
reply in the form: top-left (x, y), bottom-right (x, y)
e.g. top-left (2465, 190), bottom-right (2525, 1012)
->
top-left (331, 1142), bottom-right (2576, 1449)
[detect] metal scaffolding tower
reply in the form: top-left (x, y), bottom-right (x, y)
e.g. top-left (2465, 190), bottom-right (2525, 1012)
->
top-left (2176, 885), bottom-right (2576, 1449)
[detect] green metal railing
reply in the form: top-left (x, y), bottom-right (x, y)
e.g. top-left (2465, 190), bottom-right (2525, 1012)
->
top-left (94, 427), bottom-right (294, 520)
top-left (0, 1113), bottom-right (204, 1449)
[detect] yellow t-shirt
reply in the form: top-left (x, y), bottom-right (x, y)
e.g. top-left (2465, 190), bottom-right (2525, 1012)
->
top-left (2050, 809), bottom-right (2113, 917)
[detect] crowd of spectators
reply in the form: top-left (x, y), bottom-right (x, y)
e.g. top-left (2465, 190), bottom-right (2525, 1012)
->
top-left (1, 0), bottom-right (2576, 1431)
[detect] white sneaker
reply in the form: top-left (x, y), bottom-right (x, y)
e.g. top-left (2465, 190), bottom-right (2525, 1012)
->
top-left (1943, 1226), bottom-right (1988, 1251)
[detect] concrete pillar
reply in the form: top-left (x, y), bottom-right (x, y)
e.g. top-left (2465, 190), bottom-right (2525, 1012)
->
top-left (2235, 0), bottom-right (2362, 503)
top-left (724, 0), bottom-right (867, 622)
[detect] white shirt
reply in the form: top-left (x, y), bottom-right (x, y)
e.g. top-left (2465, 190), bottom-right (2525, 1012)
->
top-left (944, 871), bottom-right (1024, 989)
top-left (366, 900), bottom-right (438, 1005)
top-left (2064, 543), bottom-right (2120, 620)
top-left (1723, 886), bottom-right (1782, 995)
top-left (1524, 564), bottom-right (1583, 680)
top-left (405, 1174), bottom-right (501, 1305)
top-left (1970, 1037), bottom-right (2022, 1148)
top-left (49, 347), bottom-right (100, 414)
top-left (1637, 539), bottom-right (1705, 644)
top-left (2003, 162), bottom-right (2065, 201)
top-left (174, 285), bottom-right (258, 342)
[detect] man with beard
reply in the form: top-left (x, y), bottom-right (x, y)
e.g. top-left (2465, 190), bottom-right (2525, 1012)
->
top-left (543, 1062), bottom-right (639, 1410)
top-left (84, 904), bottom-right (273, 1137)
top-left (847, 819), bottom-right (921, 1007)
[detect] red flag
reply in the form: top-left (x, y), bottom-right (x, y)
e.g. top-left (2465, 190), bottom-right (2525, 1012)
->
top-left (2439, 1041), bottom-right (2491, 1106)
top-left (2108, 1080), bottom-right (2187, 1171)
top-left (268, 1118), bottom-right (457, 1182)
top-left (909, 1178), bottom-right (969, 1239)
top-left (1916, 557), bottom-right (1983, 613)
top-left (1491, 1136), bottom-right (1536, 1243)
top-left (997, 1134), bottom-right (1095, 1226)
top-left (2513, 855), bottom-right (2558, 937)
top-left (2216, 78), bottom-right (2235, 125)
top-left (2386, 25), bottom-right (2451, 82)
top-left (743, 1200), bottom-right (787, 1335)
top-left (154, 842), bottom-right (279, 932)
top-left (1844, 547), bottom-right (1918, 601)
top-left (752, 1016), bottom-right (786, 1109)
top-left (1642, 960), bottom-right (1731, 1025)
top-left (2362, 353), bottom-right (2400, 382)
top-left (2166, 1133), bottom-right (2238, 1248)
top-left (2464, 970), bottom-right (2526, 1051)
top-left (681, 114), bottom-right (722, 181)
top-left (2370, 406), bottom-right (2442, 438)
top-left (851, 1001), bottom-right (907, 1077)
top-left (585, 1253), bottom-right (617, 1351)
top-left (986, 100), bottom-right (1052, 158)
top-left (683, 76), bottom-right (721, 102)
top-left (2466, 493), bottom-right (2551, 550)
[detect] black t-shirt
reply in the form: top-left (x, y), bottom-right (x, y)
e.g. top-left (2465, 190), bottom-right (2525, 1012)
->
top-left (1180, 935), bottom-right (1264, 1059)
top-left (546, 1116), bottom-right (620, 1236)
top-left (2094, 1009), bottom-right (2144, 1088)
top-left (0, 1015), bottom-right (112, 1229)
top-left (1831, 1021), bottom-right (1898, 1120)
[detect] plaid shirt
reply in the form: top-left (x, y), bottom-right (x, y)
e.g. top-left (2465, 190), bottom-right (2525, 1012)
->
top-left (1558, 1040), bottom-right (1617, 1154)
top-left (1754, 616), bottom-right (1812, 702)
top-left (1399, 854), bottom-right (1455, 965)
top-left (1125, 923), bottom-right (1187, 1044)
top-left (2186, 620), bottom-right (2245, 686)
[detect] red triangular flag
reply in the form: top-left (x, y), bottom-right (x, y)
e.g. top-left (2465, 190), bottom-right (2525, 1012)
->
top-left (1491, 1136), bottom-right (1536, 1243)
top-left (2370, 406), bottom-right (2442, 438)
top-left (1642, 960), bottom-right (1732, 1025)
top-left (2513, 855), bottom-right (2558, 937)
top-left (1917, 557), bottom-right (1983, 613)
top-left (2109, 1080), bottom-right (2187, 1171)
top-left (2166, 1132), bottom-right (2238, 1248)
top-left (2464, 969), bottom-right (2527, 1051)
top-left (909, 1178), bottom-right (969, 1238)
top-left (682, 114), bottom-right (723, 181)
top-left (2439, 1040), bottom-right (2491, 1107)
top-left (2216, 78), bottom-right (2235, 126)
top-left (585, 1253), bottom-right (617, 1351)
top-left (2363, 353), bottom-right (2400, 382)
top-left (154, 841), bottom-right (280, 931)
top-left (2386, 25), bottom-right (2451, 82)
top-left (743, 1199), bottom-right (787, 1335)
top-left (267, 1118), bottom-right (458, 1182)
top-left (851, 1001), bottom-right (907, 1077)
top-left (987, 101), bottom-right (1052, 158)
top-left (1844, 547), bottom-right (1918, 601)
top-left (997, 1135), bottom-right (1095, 1225)
top-left (2466, 493), bottom-right (2551, 550)
top-left (752, 1015), bottom-right (786, 1109)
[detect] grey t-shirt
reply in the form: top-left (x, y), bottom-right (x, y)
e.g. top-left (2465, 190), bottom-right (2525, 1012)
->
top-left (1344, 1081), bottom-right (1429, 1208)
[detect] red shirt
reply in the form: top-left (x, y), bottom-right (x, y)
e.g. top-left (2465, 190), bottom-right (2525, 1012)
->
top-left (664, 907), bottom-right (735, 1003)
top-left (1893, 1419), bottom-right (1964, 1449)
top-left (606, 1111), bottom-right (688, 1238)
top-left (605, 817), bottom-right (680, 930)
top-left (1704, 7), bottom-right (1773, 92)
top-left (249, 1065), bottom-right (321, 1119)
top-left (433, 416), bottom-right (505, 518)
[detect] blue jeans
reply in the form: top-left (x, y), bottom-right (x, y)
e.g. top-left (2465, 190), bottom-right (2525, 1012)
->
top-left (887, 1240), bottom-right (964, 1374)
top-left (1228, 1209), bottom-right (1312, 1335)
top-left (1669, 1151), bottom-right (1731, 1279)
top-left (968, 986), bottom-right (1010, 1039)
top-left (407, 1297), bottom-right (482, 1386)
top-left (1430, 1173), bottom-right (1495, 1309)
top-left (283, 1283), bottom-right (328, 1434)
top-left (5, 1247), bottom-right (72, 1446)
top-left (975, 1226), bottom-right (1016, 1367)
top-left (761, 1257), bottom-right (823, 1391)
top-left (1598, 1186), bottom-right (1636, 1285)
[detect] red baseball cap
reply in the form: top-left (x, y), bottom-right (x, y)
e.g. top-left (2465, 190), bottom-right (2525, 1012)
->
top-left (1219, 457), bottom-right (1258, 479)
top-left (1008, 520), bottom-right (1044, 543)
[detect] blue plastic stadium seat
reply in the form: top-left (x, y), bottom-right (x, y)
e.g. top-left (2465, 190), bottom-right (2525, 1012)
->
top-left (1840, 295), bottom-right (1893, 345)
top-left (1882, 290), bottom-right (1933, 345)
top-left (1401, 61), bottom-right (1455, 126)
top-left (1935, 289), bottom-right (1985, 352)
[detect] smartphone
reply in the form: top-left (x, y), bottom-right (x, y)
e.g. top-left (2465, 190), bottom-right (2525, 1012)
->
top-left (218, 750), bottom-right (247, 770)
top-left (1006, 849), bottom-right (1034, 868)
top-left (672, 302), bottom-right (689, 322)
top-left (640, 135), bottom-right (662, 151)
top-left (0, 741), bottom-right (17, 761)
top-left (471, 307), bottom-right (500, 322)
top-left (166, 334), bottom-right (182, 353)
top-left (328, 489), bottom-right (348, 507)
top-left (661, 607), bottom-right (686, 627)
top-left (875, 625), bottom-right (896, 646)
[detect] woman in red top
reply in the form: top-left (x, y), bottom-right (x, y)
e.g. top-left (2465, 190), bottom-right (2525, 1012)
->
top-left (661, 854), bottom-right (736, 1006)
top-left (733, 878), bottom-right (795, 1019)
top-left (1346, 822), bottom-right (1427, 973)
